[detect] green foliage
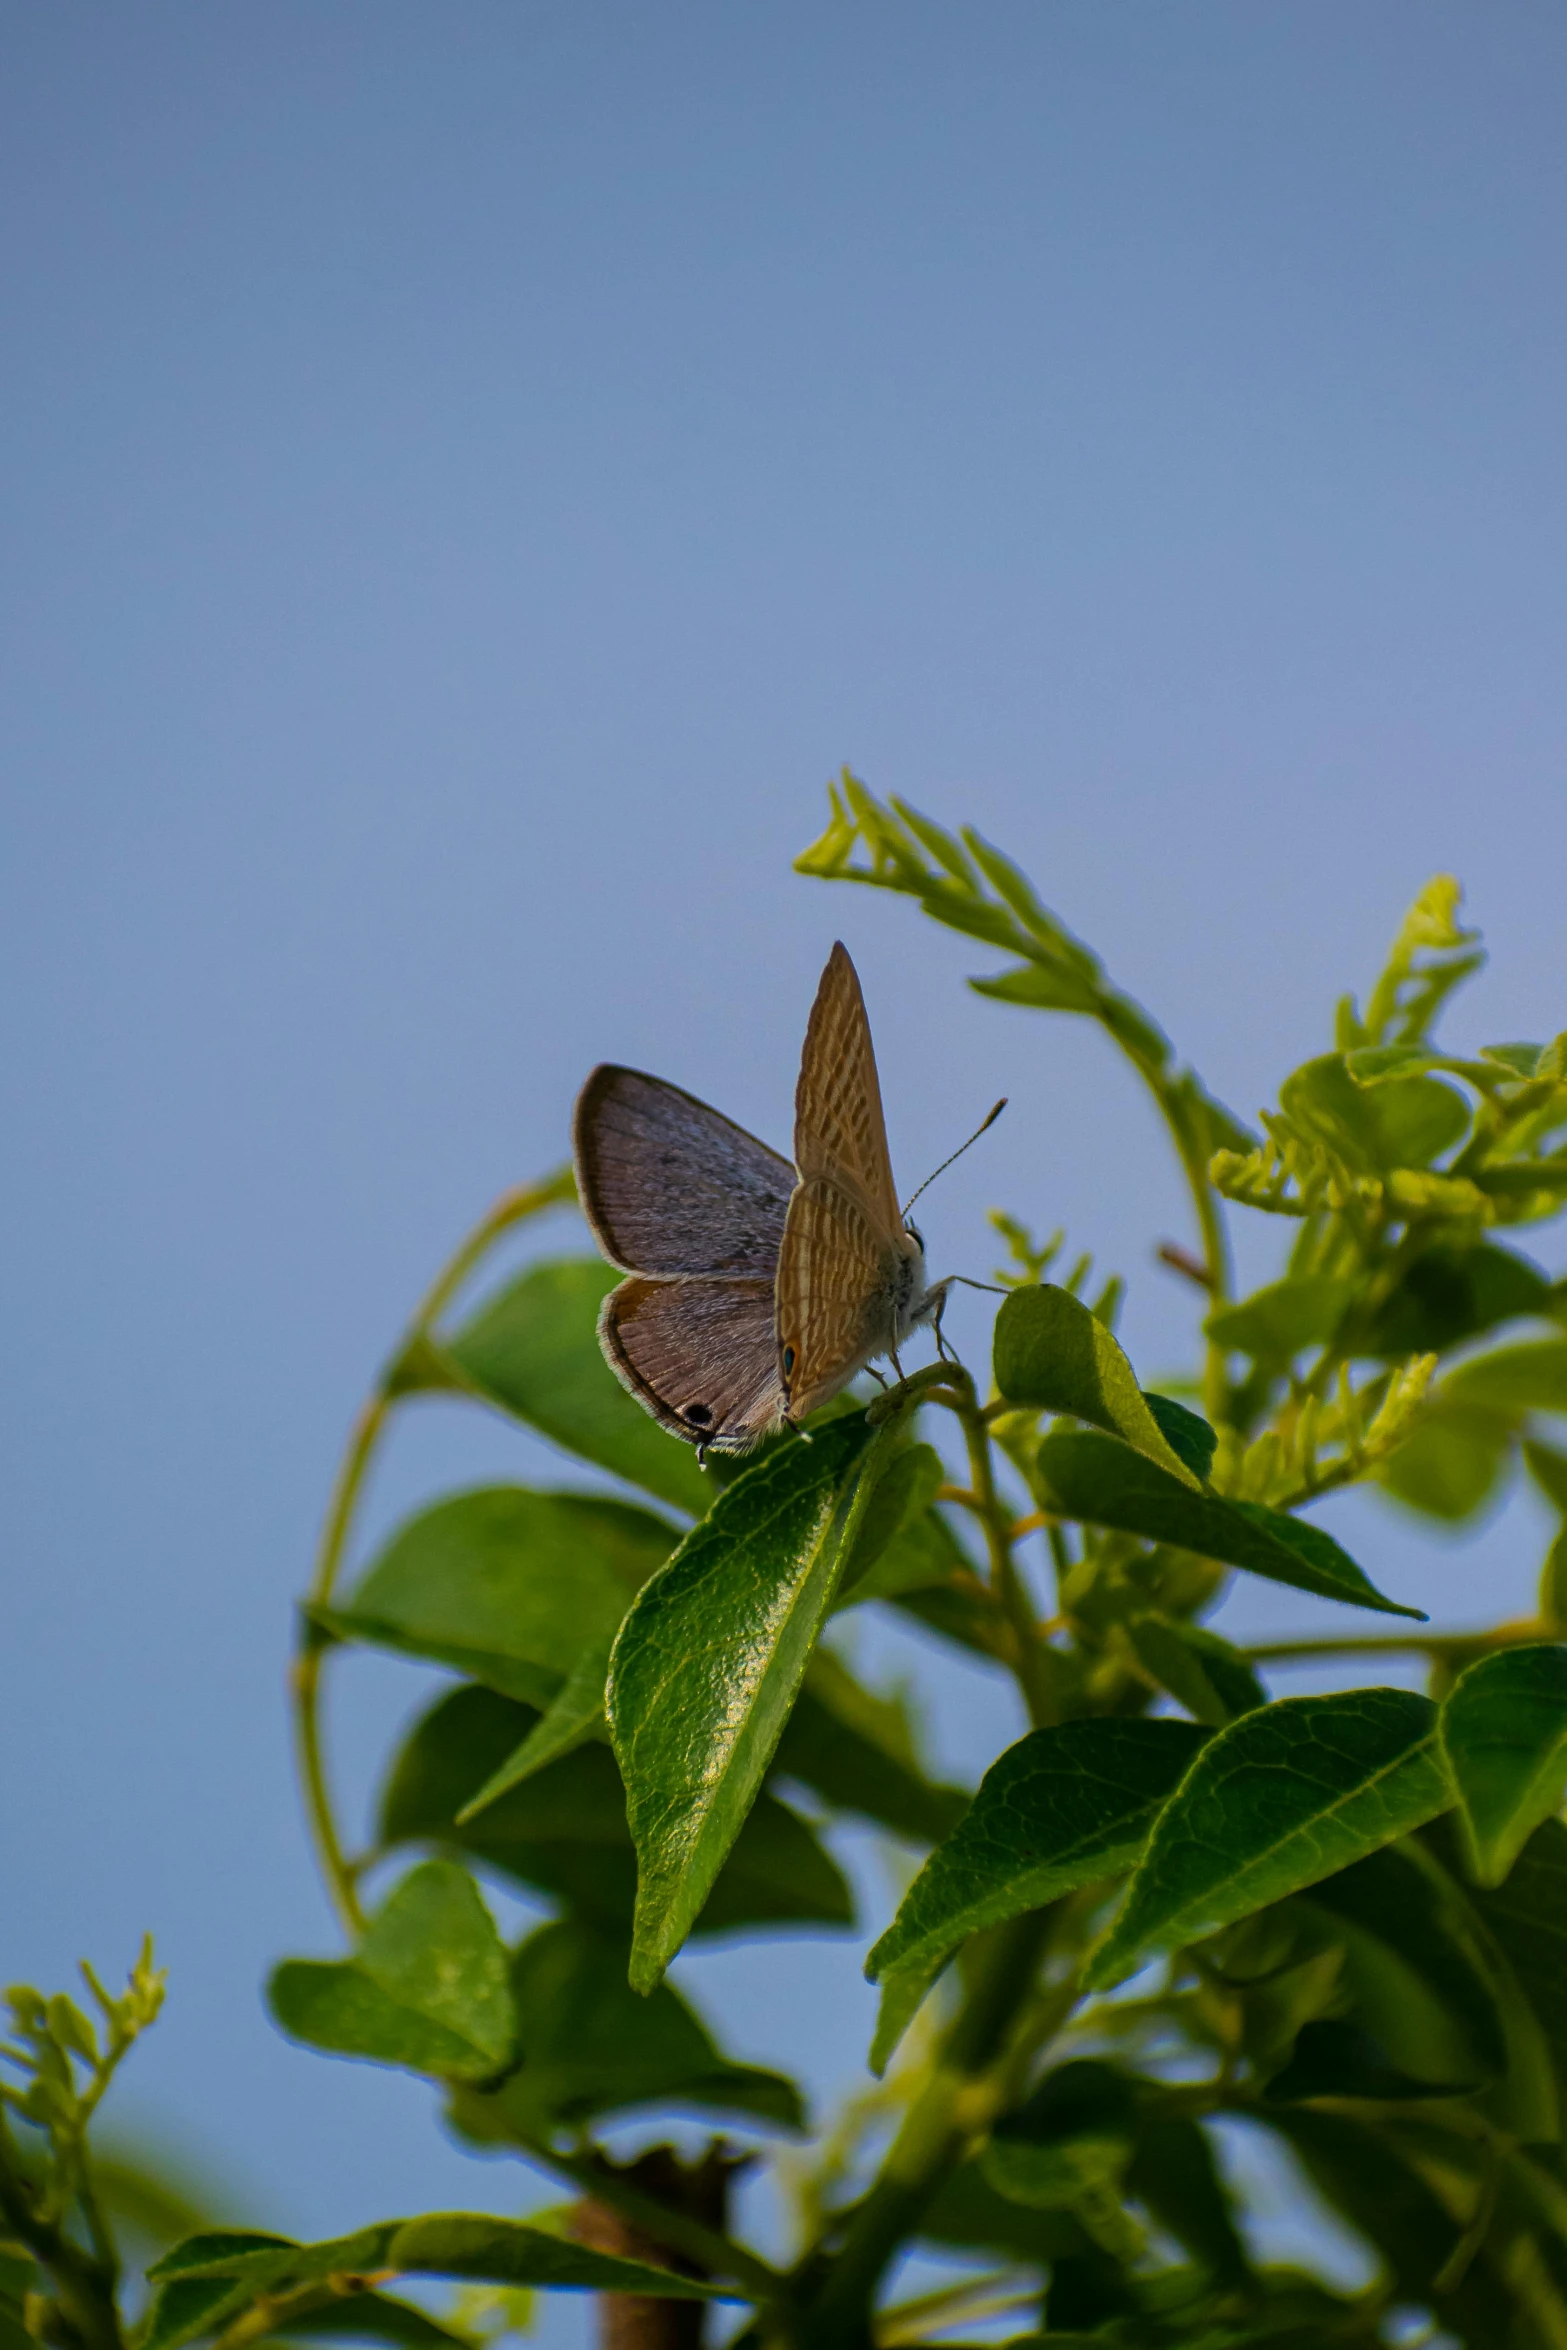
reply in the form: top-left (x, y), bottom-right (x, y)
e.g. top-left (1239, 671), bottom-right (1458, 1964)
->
top-left (21, 789), bottom-right (1567, 2350)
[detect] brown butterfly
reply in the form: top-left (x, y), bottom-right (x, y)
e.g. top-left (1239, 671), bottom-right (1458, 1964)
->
top-left (574, 943), bottom-right (976, 1456)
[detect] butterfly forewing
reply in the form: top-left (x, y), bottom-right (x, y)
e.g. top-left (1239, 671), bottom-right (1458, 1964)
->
top-left (575, 1065), bottom-right (794, 1275)
top-left (600, 1276), bottom-right (785, 1450)
top-left (777, 1176), bottom-right (904, 1421)
top-left (792, 943), bottom-right (903, 1237)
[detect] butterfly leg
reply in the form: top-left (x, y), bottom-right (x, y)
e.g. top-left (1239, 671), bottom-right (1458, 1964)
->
top-left (866, 1364), bottom-right (890, 1391)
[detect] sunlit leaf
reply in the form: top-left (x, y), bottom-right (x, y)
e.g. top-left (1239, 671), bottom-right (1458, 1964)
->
top-left (1084, 1691), bottom-right (1452, 1990)
top-left (993, 1286), bottom-right (1201, 1486)
top-left (1441, 1645), bottom-right (1567, 1888)
top-left (608, 1412), bottom-right (890, 1989)
top-left (1033, 1431), bottom-right (1422, 1617)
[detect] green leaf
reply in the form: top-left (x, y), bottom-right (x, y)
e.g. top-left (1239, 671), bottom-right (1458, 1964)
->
top-left (452, 1920), bottom-right (803, 2142)
top-left (1033, 1430), bottom-right (1423, 1618)
top-left (773, 1647), bottom-right (969, 1846)
top-left (969, 961), bottom-right (1100, 1015)
top-left (608, 1412), bottom-right (889, 1990)
top-left (1377, 1399), bottom-right (1514, 1522)
top-left (915, 2161), bottom-right (1090, 2264)
top-left (992, 1286), bottom-right (1202, 1487)
top-left (1084, 1691), bottom-right (1452, 1990)
top-left (837, 1442), bottom-right (944, 1598)
top-left (1123, 1616), bottom-right (1265, 1727)
top-left (1445, 1337), bottom-right (1567, 1415)
top-left (1205, 1277), bottom-right (1354, 1365)
top-left (1281, 1056), bottom-right (1471, 1173)
top-left (378, 1684), bottom-right (852, 1941)
top-left (1463, 1816), bottom-right (1567, 2086)
top-left (456, 1630), bottom-right (616, 1820)
top-left (327, 1487), bottom-right (674, 1709)
top-left (1361, 1243), bottom-right (1551, 1358)
top-left (866, 1719), bottom-right (1207, 2071)
top-left (269, 1863), bottom-right (515, 2081)
top-left (144, 2215), bottom-right (727, 2348)
top-left (1263, 2018), bottom-right (1476, 2103)
top-left (1141, 1394), bottom-right (1218, 1482)
top-left (1124, 2116), bottom-right (1249, 2283)
top-left (1442, 1646), bottom-right (1567, 1887)
top-left (444, 1259), bottom-right (713, 1514)
top-left (1524, 1439), bottom-right (1567, 1515)
top-left (983, 2061), bottom-right (1138, 2209)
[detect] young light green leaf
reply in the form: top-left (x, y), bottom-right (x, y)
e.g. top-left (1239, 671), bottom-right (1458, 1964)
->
top-left (1084, 1690), bottom-right (1452, 1990)
top-left (608, 1413), bottom-right (888, 1989)
top-left (1033, 1431), bottom-right (1423, 1618)
top-left (992, 1286), bottom-right (1202, 1488)
top-left (1441, 1645), bottom-right (1567, 1887)
top-left (1444, 1338), bottom-right (1567, 1416)
top-left (1205, 1277), bottom-right (1354, 1365)
top-left (1377, 1399), bottom-right (1514, 1523)
top-left (330, 1487), bottom-right (674, 1709)
top-left (865, 1719), bottom-right (1207, 2071)
top-left (445, 1259), bottom-right (712, 1515)
top-left (269, 1862), bottom-right (515, 2080)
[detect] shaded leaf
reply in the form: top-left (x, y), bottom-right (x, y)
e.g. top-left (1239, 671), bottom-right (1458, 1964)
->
top-left (773, 1647), bottom-right (969, 1846)
top-left (866, 1719), bottom-right (1207, 2071)
top-left (452, 1920), bottom-right (803, 2142)
top-left (378, 1684), bottom-right (851, 1940)
top-left (445, 1259), bottom-right (712, 1515)
top-left (1264, 2018), bottom-right (1475, 2103)
top-left (1445, 1338), bottom-right (1567, 1416)
top-left (1124, 2116), bottom-right (1248, 2283)
top-left (1123, 1616), bottom-right (1265, 1727)
top-left (608, 1412), bottom-right (889, 1989)
top-left (1462, 1816), bottom-right (1567, 2085)
top-left (1378, 1398), bottom-right (1514, 1523)
top-left (1206, 1277), bottom-right (1354, 1365)
top-left (984, 2061), bottom-right (1137, 2209)
top-left (837, 1443), bottom-right (944, 1597)
top-left (456, 1630), bottom-right (616, 1820)
top-left (1361, 1243), bottom-right (1551, 1359)
top-left (328, 1487), bottom-right (674, 1710)
top-left (1442, 1645), bottom-right (1567, 1887)
top-left (1033, 1431), bottom-right (1423, 1618)
top-left (1141, 1394), bottom-right (1218, 1482)
top-left (993, 1287), bottom-right (1201, 1487)
top-left (269, 1862), bottom-right (514, 2081)
top-left (1084, 1691), bottom-right (1452, 1990)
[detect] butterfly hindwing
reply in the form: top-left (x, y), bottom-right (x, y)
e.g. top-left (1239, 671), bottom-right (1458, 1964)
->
top-left (599, 1275), bottom-right (786, 1452)
top-left (575, 1065), bottom-right (794, 1277)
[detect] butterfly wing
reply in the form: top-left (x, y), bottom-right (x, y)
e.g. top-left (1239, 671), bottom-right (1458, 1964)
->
top-left (574, 1065), bottom-right (794, 1276)
top-left (793, 944), bottom-right (902, 1239)
top-left (600, 1275), bottom-right (786, 1451)
top-left (776, 1175), bottom-right (908, 1421)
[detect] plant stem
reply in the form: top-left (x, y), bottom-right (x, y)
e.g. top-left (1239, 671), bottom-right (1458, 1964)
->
top-left (1246, 1618), bottom-right (1547, 1664)
top-left (942, 1375), bottom-right (1054, 1727)
top-left (0, 2112), bottom-right (124, 2350)
top-left (291, 1167), bottom-right (574, 1937)
top-left (802, 1914), bottom-right (1058, 2350)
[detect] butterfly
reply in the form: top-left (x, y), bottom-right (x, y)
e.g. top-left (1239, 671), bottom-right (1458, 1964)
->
top-left (573, 942), bottom-right (952, 1457)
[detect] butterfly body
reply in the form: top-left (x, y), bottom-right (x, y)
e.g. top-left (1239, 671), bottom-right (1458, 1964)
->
top-left (575, 944), bottom-right (944, 1457)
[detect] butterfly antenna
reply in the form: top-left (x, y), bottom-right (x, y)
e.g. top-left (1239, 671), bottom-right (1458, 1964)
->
top-left (901, 1099), bottom-right (1008, 1220)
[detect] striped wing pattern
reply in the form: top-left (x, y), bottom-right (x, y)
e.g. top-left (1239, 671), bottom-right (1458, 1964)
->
top-left (792, 943), bottom-right (903, 1238)
top-left (777, 1176), bottom-right (900, 1421)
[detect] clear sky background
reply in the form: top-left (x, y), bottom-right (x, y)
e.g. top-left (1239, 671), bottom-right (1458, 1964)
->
top-left (4, 5), bottom-right (1566, 2342)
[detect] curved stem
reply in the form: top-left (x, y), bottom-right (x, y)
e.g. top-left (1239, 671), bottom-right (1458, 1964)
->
top-left (291, 1166), bottom-right (575, 1937)
top-left (1247, 1618), bottom-right (1546, 1664)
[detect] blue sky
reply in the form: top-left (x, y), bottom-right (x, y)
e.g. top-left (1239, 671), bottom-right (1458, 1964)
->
top-left (4, 5), bottom-right (1566, 2340)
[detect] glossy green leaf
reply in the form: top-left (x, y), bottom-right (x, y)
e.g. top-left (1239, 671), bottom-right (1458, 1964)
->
top-left (1123, 1616), bottom-right (1265, 1727)
top-left (983, 2061), bottom-right (1137, 2208)
top-left (1140, 1394), bottom-right (1217, 1482)
top-left (1033, 1430), bottom-right (1423, 1618)
top-left (1084, 1690), bottom-right (1452, 1990)
top-left (1445, 1338), bottom-right (1567, 1415)
top-left (328, 1487), bottom-right (674, 1709)
top-left (1206, 1276), bottom-right (1354, 1365)
top-left (144, 2213), bottom-right (727, 2349)
top-left (269, 1863), bottom-right (514, 2081)
top-left (1361, 1243), bottom-right (1550, 1358)
top-left (992, 1286), bottom-right (1201, 1487)
top-left (379, 1685), bottom-right (852, 1940)
top-left (866, 1719), bottom-right (1207, 2070)
top-left (1441, 1645), bottom-right (1567, 1887)
top-left (773, 1646), bottom-right (969, 1846)
top-left (445, 1258), bottom-right (712, 1514)
top-left (452, 1920), bottom-right (803, 2142)
top-left (608, 1411), bottom-right (889, 1989)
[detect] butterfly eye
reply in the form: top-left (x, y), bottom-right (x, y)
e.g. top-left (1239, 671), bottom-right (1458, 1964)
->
top-left (781, 1345), bottom-right (796, 1377)
top-left (906, 1220), bottom-right (924, 1251)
